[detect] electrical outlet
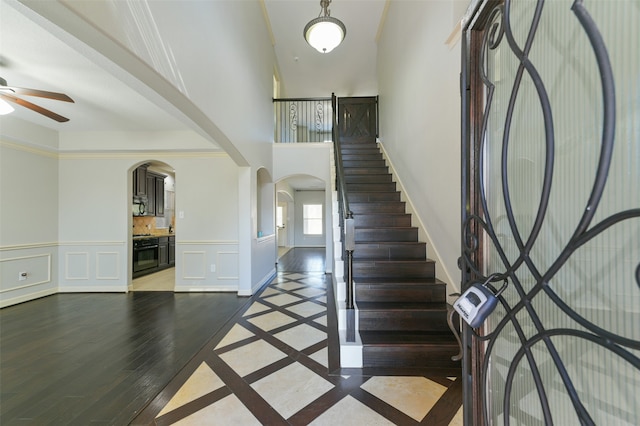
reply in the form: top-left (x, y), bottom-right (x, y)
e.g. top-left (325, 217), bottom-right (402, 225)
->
top-left (210, 264), bottom-right (216, 273)
top-left (19, 271), bottom-right (27, 281)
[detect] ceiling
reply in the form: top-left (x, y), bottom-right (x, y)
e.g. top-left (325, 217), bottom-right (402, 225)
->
top-left (0, 0), bottom-right (386, 188)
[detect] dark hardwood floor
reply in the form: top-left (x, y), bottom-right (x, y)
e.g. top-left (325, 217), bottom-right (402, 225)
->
top-left (0, 290), bottom-right (248, 425)
top-left (277, 247), bottom-right (325, 272)
top-left (1, 248), bottom-right (462, 425)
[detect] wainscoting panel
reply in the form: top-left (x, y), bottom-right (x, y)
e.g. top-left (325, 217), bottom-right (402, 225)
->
top-left (174, 241), bottom-right (239, 292)
top-left (0, 245), bottom-right (57, 308)
top-left (58, 242), bottom-right (127, 292)
top-left (65, 252), bottom-right (89, 280)
top-left (96, 252), bottom-right (120, 280)
top-left (182, 251), bottom-right (206, 280)
top-left (216, 251), bottom-right (239, 280)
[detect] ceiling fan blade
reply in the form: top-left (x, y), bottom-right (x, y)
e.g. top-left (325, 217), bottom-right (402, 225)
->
top-left (0, 92), bottom-right (70, 122)
top-left (6, 86), bottom-right (74, 103)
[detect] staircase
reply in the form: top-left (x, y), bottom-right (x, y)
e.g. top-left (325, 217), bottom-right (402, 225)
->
top-left (340, 140), bottom-right (460, 373)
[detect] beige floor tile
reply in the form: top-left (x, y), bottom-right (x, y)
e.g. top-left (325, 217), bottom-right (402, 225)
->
top-left (260, 287), bottom-right (284, 297)
top-left (242, 301), bottom-right (271, 317)
top-left (294, 287), bottom-right (326, 298)
top-left (309, 395), bottom-right (395, 426)
top-left (263, 293), bottom-right (302, 306)
top-left (172, 393), bottom-right (261, 426)
top-left (214, 324), bottom-right (254, 350)
top-left (251, 362), bottom-right (334, 419)
top-left (360, 376), bottom-right (447, 422)
top-left (308, 347), bottom-right (328, 368)
top-left (131, 267), bottom-right (175, 291)
top-left (286, 273), bottom-right (308, 280)
top-left (273, 323), bottom-right (326, 351)
top-left (449, 405), bottom-right (464, 426)
top-left (285, 301), bottom-right (326, 318)
top-left (273, 282), bottom-right (306, 291)
top-left (246, 311), bottom-right (296, 332)
top-left (157, 362), bottom-right (225, 417)
top-left (313, 315), bottom-right (327, 326)
top-left (297, 276), bottom-right (327, 286)
top-left (219, 339), bottom-right (286, 377)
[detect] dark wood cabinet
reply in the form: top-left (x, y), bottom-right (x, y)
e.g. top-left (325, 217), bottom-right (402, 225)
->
top-left (169, 236), bottom-right (175, 266)
top-left (133, 165), bottom-right (147, 197)
top-left (158, 236), bottom-right (169, 268)
top-left (133, 165), bottom-right (166, 217)
top-left (155, 177), bottom-right (165, 216)
top-left (146, 175), bottom-right (156, 216)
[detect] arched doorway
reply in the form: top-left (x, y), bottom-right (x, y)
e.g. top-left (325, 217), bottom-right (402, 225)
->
top-left (130, 160), bottom-right (176, 291)
top-left (274, 174), bottom-right (328, 265)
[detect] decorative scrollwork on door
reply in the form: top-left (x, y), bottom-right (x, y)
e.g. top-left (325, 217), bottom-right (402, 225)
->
top-left (461, 1), bottom-right (640, 424)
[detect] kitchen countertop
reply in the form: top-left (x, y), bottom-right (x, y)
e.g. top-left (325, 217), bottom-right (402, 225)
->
top-left (132, 233), bottom-right (175, 240)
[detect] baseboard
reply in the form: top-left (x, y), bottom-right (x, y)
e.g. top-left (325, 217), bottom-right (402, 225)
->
top-left (174, 286), bottom-right (238, 292)
top-left (238, 268), bottom-right (276, 296)
top-left (0, 287), bottom-right (57, 308)
top-left (58, 285), bottom-right (127, 292)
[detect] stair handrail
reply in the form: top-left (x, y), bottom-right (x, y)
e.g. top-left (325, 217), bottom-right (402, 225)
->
top-left (332, 93), bottom-right (355, 310)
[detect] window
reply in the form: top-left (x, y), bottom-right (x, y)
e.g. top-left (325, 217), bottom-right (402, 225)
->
top-left (303, 204), bottom-right (323, 235)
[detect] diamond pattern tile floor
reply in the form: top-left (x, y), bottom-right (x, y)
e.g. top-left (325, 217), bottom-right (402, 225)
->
top-left (134, 268), bottom-right (462, 425)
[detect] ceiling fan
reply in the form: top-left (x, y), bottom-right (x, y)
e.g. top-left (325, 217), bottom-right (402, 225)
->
top-left (0, 77), bottom-right (74, 122)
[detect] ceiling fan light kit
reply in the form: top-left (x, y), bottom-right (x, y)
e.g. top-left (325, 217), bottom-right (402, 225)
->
top-left (0, 76), bottom-right (74, 122)
top-left (304, 0), bottom-right (346, 53)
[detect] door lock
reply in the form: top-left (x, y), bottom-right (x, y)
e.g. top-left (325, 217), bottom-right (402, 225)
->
top-left (453, 274), bottom-right (508, 328)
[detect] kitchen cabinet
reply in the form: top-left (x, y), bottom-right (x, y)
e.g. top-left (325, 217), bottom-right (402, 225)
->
top-left (158, 236), bottom-right (169, 268)
top-left (155, 177), bottom-right (165, 216)
top-left (169, 236), bottom-right (175, 266)
top-left (146, 175), bottom-right (156, 216)
top-left (133, 165), bottom-right (165, 217)
top-left (145, 173), bottom-right (165, 217)
top-left (133, 165), bottom-right (147, 197)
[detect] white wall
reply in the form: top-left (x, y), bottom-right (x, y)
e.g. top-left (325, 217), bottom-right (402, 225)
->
top-left (41, 0), bottom-right (276, 169)
top-left (273, 143), bottom-right (334, 272)
top-left (0, 127), bottom-right (59, 306)
top-left (56, 150), bottom-right (240, 293)
top-left (16, 0), bottom-right (280, 298)
top-left (0, 115), bottom-right (244, 305)
top-left (293, 191), bottom-right (326, 247)
top-left (377, 1), bottom-right (463, 292)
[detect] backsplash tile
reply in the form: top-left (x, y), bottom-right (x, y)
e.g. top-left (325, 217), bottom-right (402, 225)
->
top-left (133, 216), bottom-right (155, 234)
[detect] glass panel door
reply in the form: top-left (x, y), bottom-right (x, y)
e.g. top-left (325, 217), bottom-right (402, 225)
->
top-left (462, 1), bottom-right (639, 423)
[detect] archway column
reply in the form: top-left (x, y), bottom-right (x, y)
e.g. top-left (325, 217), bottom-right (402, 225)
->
top-left (237, 166), bottom-right (252, 296)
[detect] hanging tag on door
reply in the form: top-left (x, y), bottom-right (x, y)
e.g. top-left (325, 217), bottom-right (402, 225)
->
top-left (453, 275), bottom-right (508, 328)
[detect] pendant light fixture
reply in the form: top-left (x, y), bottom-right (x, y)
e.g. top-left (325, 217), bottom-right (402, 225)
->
top-left (303, 0), bottom-right (346, 53)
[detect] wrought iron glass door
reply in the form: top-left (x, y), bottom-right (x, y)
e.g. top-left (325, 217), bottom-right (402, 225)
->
top-left (461, 1), bottom-right (639, 424)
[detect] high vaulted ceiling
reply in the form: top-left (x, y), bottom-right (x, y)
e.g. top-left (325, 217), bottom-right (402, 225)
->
top-left (0, 0), bottom-right (386, 134)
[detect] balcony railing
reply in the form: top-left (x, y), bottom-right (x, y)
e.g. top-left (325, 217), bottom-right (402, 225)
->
top-left (273, 97), bottom-right (332, 143)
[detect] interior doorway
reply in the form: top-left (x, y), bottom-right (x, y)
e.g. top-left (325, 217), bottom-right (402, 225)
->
top-left (130, 160), bottom-right (177, 291)
top-left (276, 190), bottom-right (293, 259)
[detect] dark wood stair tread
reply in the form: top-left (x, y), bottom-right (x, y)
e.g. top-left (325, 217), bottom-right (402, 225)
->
top-left (353, 258), bottom-right (434, 264)
top-left (360, 331), bottom-right (458, 345)
top-left (357, 301), bottom-right (448, 311)
top-left (355, 225), bottom-right (417, 229)
top-left (338, 138), bottom-right (460, 371)
top-left (355, 276), bottom-right (445, 285)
